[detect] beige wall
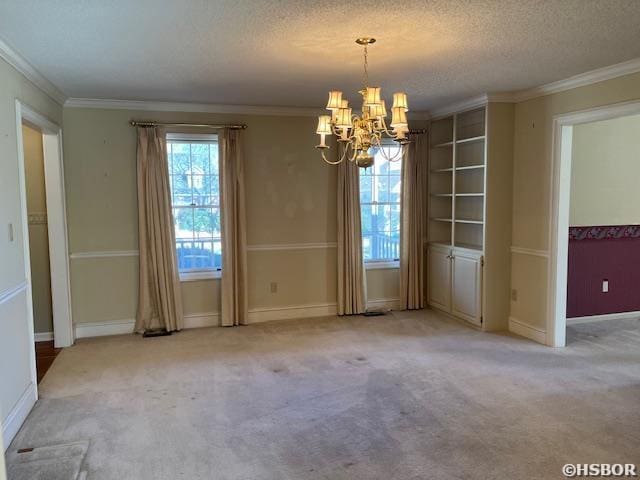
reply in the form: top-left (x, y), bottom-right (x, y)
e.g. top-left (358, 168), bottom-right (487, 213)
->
top-left (22, 123), bottom-right (54, 334)
top-left (63, 107), bottom-right (398, 325)
top-left (0, 56), bottom-right (63, 431)
top-left (510, 71), bottom-right (640, 332)
top-left (570, 113), bottom-right (640, 226)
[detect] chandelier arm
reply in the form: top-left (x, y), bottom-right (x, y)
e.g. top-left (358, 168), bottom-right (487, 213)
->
top-left (320, 150), bottom-right (344, 165)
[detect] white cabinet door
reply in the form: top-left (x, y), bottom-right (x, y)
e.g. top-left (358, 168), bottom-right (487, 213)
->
top-left (451, 250), bottom-right (483, 326)
top-left (427, 245), bottom-right (452, 312)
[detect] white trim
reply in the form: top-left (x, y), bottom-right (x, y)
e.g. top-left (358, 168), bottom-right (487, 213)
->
top-left (508, 317), bottom-right (547, 344)
top-left (0, 281), bottom-right (28, 305)
top-left (0, 37), bottom-right (66, 105)
top-left (17, 101), bottom-right (74, 349)
top-left (34, 331), bottom-right (54, 342)
top-left (69, 250), bottom-right (139, 259)
top-left (65, 97), bottom-right (430, 120)
top-left (64, 98), bottom-right (324, 117)
top-left (180, 270), bottom-right (221, 282)
top-left (366, 298), bottom-right (401, 310)
top-left (166, 132), bottom-right (218, 142)
top-left (183, 312), bottom-right (220, 328)
top-left (247, 242), bottom-right (337, 251)
top-left (73, 303), bottom-right (344, 338)
top-left (430, 94), bottom-right (492, 119)
top-left (2, 382), bottom-right (37, 449)
top-left (429, 56), bottom-right (640, 118)
top-left (365, 261), bottom-right (400, 270)
top-left (247, 303), bottom-right (337, 323)
top-left (513, 57), bottom-right (640, 103)
top-left (75, 319), bottom-right (136, 339)
top-left (548, 99), bottom-right (640, 348)
top-left (510, 246), bottom-right (550, 258)
top-left (567, 311), bottom-right (640, 325)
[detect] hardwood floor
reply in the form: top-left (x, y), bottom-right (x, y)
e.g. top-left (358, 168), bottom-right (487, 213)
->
top-left (35, 341), bottom-right (61, 383)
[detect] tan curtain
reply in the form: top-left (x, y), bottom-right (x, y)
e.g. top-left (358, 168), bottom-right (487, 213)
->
top-left (400, 134), bottom-right (427, 310)
top-left (219, 128), bottom-right (248, 326)
top-left (135, 127), bottom-right (184, 333)
top-left (337, 155), bottom-right (366, 315)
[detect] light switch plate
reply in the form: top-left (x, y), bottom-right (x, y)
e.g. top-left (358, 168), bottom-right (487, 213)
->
top-left (602, 280), bottom-right (609, 293)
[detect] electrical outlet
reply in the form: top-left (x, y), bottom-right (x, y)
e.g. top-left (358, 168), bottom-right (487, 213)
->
top-left (602, 280), bottom-right (609, 293)
top-left (270, 282), bottom-right (278, 294)
top-left (511, 289), bottom-right (518, 301)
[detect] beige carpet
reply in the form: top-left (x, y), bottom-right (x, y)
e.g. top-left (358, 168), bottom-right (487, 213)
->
top-left (8, 310), bottom-right (640, 479)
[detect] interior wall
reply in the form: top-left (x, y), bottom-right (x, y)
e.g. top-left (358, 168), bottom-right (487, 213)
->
top-left (22, 123), bottom-right (53, 335)
top-left (570, 114), bottom-right (640, 226)
top-left (510, 71), bottom-right (640, 338)
top-left (565, 114), bottom-right (640, 318)
top-left (62, 107), bottom-right (401, 327)
top-left (0, 55), bottom-right (63, 439)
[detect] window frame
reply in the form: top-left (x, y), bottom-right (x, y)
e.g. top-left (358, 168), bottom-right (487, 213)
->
top-left (166, 132), bottom-right (222, 281)
top-left (359, 142), bottom-right (402, 268)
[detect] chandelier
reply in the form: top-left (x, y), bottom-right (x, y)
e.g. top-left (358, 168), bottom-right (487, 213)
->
top-left (315, 37), bottom-right (410, 168)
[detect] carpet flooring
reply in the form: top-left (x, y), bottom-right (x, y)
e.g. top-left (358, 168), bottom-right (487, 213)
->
top-left (7, 310), bottom-right (640, 479)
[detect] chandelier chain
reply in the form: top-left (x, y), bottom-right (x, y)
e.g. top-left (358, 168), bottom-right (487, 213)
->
top-left (362, 44), bottom-right (369, 89)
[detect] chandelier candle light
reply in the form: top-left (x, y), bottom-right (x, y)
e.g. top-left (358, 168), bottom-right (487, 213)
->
top-left (315, 37), bottom-right (410, 168)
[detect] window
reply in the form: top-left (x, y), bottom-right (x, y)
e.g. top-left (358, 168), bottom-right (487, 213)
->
top-left (166, 134), bottom-right (221, 279)
top-left (359, 145), bottom-right (402, 264)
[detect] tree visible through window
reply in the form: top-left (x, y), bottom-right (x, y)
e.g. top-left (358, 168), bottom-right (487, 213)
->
top-left (167, 135), bottom-right (221, 273)
top-left (359, 146), bottom-right (402, 262)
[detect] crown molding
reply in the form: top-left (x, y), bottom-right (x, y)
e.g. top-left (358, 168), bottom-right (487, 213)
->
top-left (0, 37), bottom-right (66, 105)
top-left (428, 56), bottom-right (640, 117)
top-left (66, 97), bottom-right (431, 120)
top-left (512, 57), bottom-right (640, 103)
top-left (64, 97), bottom-right (326, 117)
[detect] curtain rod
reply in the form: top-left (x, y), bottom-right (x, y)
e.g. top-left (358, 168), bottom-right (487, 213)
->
top-left (130, 120), bottom-right (247, 130)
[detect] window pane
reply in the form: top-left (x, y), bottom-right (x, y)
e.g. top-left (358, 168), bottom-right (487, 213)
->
top-left (209, 144), bottom-right (219, 175)
top-left (389, 175), bottom-right (401, 203)
top-left (360, 175), bottom-right (372, 203)
top-left (358, 149), bottom-right (402, 262)
top-left (374, 175), bottom-right (389, 203)
top-left (361, 204), bottom-right (373, 234)
top-left (168, 139), bottom-right (221, 273)
top-left (190, 143), bottom-right (210, 175)
top-left (170, 143), bottom-right (191, 175)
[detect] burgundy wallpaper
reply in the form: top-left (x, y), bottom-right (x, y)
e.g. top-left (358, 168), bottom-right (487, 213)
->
top-left (567, 225), bottom-right (640, 318)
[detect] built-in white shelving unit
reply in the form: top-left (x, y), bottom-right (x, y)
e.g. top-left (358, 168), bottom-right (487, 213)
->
top-left (427, 103), bottom-right (515, 332)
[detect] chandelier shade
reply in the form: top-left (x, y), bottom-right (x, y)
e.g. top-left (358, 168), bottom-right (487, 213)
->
top-left (326, 91), bottom-right (343, 110)
top-left (314, 37), bottom-right (410, 167)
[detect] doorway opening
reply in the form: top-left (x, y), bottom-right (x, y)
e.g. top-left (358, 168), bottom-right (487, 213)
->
top-left (546, 101), bottom-right (640, 347)
top-left (15, 101), bottom-right (73, 388)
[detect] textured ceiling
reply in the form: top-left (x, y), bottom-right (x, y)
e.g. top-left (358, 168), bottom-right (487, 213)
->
top-left (1, 0), bottom-right (640, 111)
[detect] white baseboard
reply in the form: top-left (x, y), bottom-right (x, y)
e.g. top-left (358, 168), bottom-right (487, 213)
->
top-left (2, 382), bottom-right (37, 450)
top-left (34, 331), bottom-right (53, 342)
top-left (567, 310), bottom-right (640, 325)
top-left (73, 303), bottom-right (342, 338)
top-left (75, 319), bottom-right (136, 338)
top-left (183, 312), bottom-right (220, 328)
top-left (509, 317), bottom-right (547, 344)
top-left (247, 303), bottom-right (337, 323)
top-left (367, 298), bottom-right (401, 311)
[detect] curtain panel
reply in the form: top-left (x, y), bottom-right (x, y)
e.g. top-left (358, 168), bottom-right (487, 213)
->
top-left (337, 154), bottom-right (367, 315)
top-left (219, 128), bottom-right (248, 326)
top-left (135, 126), bottom-right (184, 333)
top-left (400, 134), bottom-right (427, 310)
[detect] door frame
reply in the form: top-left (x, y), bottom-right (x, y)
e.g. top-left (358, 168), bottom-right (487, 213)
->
top-left (15, 100), bottom-right (74, 349)
top-left (547, 99), bottom-right (640, 347)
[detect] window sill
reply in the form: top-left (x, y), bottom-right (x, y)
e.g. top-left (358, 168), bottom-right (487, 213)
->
top-left (180, 270), bottom-right (221, 282)
top-left (365, 261), bottom-right (400, 270)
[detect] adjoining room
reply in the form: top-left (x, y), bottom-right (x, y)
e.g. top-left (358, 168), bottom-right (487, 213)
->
top-left (1, 1), bottom-right (640, 478)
